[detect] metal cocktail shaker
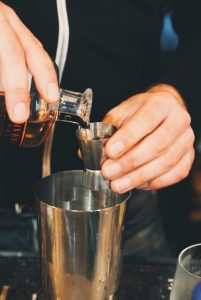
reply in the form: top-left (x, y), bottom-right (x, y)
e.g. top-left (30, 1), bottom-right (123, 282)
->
top-left (35, 122), bottom-right (129, 300)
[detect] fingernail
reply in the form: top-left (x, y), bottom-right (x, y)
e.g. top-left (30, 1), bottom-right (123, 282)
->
top-left (47, 82), bottom-right (60, 101)
top-left (109, 141), bottom-right (124, 157)
top-left (104, 163), bottom-right (122, 178)
top-left (114, 177), bottom-right (131, 193)
top-left (13, 103), bottom-right (28, 122)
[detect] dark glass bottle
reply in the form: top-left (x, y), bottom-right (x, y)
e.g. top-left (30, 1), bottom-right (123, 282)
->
top-left (0, 81), bottom-right (92, 147)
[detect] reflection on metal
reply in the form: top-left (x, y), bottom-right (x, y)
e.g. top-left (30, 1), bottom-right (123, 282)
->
top-left (0, 286), bottom-right (37, 300)
top-left (82, 169), bottom-right (110, 191)
top-left (0, 251), bottom-right (37, 258)
top-left (76, 122), bottom-right (116, 170)
top-left (76, 122), bottom-right (117, 190)
top-left (168, 278), bottom-right (174, 291)
top-left (35, 171), bottom-right (129, 300)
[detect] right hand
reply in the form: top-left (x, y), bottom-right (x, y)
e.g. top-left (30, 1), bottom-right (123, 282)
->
top-left (0, 2), bottom-right (60, 123)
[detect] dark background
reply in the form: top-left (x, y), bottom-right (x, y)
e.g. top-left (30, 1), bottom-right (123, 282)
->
top-left (0, 1), bottom-right (201, 257)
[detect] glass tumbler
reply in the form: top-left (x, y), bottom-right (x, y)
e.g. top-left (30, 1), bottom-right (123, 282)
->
top-left (170, 243), bottom-right (201, 300)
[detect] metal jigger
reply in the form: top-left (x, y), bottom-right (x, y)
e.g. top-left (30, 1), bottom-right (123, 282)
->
top-left (76, 122), bottom-right (117, 190)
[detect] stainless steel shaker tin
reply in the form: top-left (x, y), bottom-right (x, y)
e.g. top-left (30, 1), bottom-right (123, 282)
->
top-left (35, 170), bottom-right (129, 300)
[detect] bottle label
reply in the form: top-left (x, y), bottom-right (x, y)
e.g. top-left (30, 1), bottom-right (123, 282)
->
top-left (0, 93), bottom-right (25, 146)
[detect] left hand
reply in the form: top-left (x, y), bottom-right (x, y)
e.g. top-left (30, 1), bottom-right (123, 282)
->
top-left (102, 84), bottom-right (195, 193)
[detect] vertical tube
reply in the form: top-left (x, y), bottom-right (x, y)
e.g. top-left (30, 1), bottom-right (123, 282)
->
top-left (42, 0), bottom-right (69, 177)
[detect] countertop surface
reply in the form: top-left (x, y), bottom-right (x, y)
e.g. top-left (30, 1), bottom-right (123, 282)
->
top-left (0, 255), bottom-right (176, 300)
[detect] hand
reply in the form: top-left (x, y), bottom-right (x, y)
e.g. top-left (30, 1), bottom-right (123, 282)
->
top-left (0, 2), bottom-right (59, 123)
top-left (102, 84), bottom-right (195, 193)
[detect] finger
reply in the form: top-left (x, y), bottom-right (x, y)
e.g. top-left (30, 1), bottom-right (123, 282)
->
top-left (110, 137), bottom-right (194, 193)
top-left (105, 95), bottom-right (170, 159)
top-left (102, 120), bottom-right (194, 180)
top-left (103, 94), bottom-right (146, 128)
top-left (3, 4), bottom-right (60, 103)
top-left (144, 150), bottom-right (195, 190)
top-left (121, 109), bottom-right (191, 170)
top-left (0, 8), bottom-right (29, 123)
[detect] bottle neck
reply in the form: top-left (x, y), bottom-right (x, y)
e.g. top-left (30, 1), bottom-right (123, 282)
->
top-left (57, 88), bottom-right (92, 127)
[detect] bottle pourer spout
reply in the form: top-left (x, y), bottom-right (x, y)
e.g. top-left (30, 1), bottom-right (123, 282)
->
top-left (58, 88), bottom-right (93, 127)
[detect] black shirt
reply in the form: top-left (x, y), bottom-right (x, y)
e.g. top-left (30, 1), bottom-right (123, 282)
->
top-left (1, 0), bottom-right (201, 207)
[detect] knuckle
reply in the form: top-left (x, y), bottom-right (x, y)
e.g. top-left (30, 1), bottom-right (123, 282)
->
top-left (160, 156), bottom-right (176, 172)
top-left (43, 59), bottom-right (54, 73)
top-left (28, 33), bottom-right (44, 50)
top-left (152, 138), bottom-right (168, 156)
top-left (143, 98), bottom-right (166, 124)
top-left (141, 103), bottom-right (155, 120)
top-left (176, 169), bottom-right (188, 182)
top-left (123, 152), bottom-right (138, 170)
top-left (30, 43), bottom-right (44, 56)
top-left (191, 149), bottom-right (195, 163)
top-left (125, 126), bottom-right (137, 145)
top-left (7, 49), bottom-right (24, 60)
top-left (104, 110), bottom-right (113, 120)
top-left (4, 4), bottom-right (44, 51)
top-left (149, 93), bottom-right (167, 110)
top-left (33, 37), bottom-right (43, 49)
top-left (2, 44), bottom-right (24, 61)
top-left (6, 87), bottom-right (28, 97)
top-left (3, 5), bottom-right (16, 17)
top-left (151, 93), bottom-right (164, 105)
top-left (0, 15), bottom-right (8, 27)
top-left (39, 53), bottom-right (54, 71)
top-left (177, 159), bottom-right (191, 181)
top-left (111, 181), bottom-right (122, 194)
top-left (181, 110), bottom-right (191, 127)
top-left (105, 106), bottom-right (117, 118)
top-left (135, 170), bottom-right (146, 186)
top-left (189, 128), bottom-right (195, 145)
top-left (157, 92), bottom-right (179, 108)
top-left (103, 110), bottom-right (121, 128)
top-left (148, 181), bottom-right (159, 190)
